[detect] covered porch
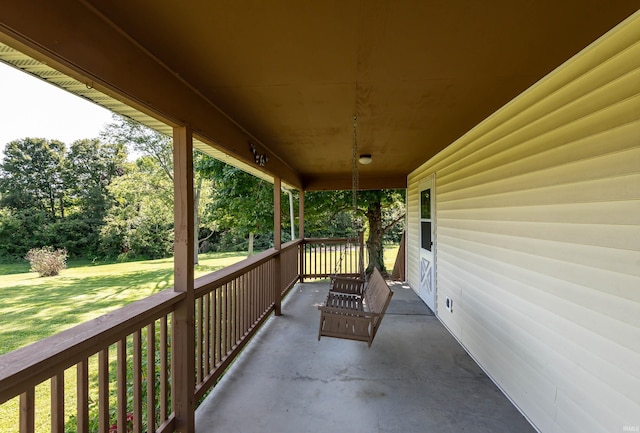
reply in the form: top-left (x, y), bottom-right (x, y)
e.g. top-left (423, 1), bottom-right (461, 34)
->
top-left (0, 3), bottom-right (638, 432)
top-left (195, 280), bottom-right (534, 433)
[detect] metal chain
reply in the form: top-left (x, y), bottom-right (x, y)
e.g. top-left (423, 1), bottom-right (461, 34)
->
top-left (352, 114), bottom-right (359, 211)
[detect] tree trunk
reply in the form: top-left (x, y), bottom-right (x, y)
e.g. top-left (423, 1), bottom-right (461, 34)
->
top-left (248, 232), bottom-right (254, 257)
top-left (49, 189), bottom-right (56, 220)
top-left (365, 198), bottom-right (386, 276)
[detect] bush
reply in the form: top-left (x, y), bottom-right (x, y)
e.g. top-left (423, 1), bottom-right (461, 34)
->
top-left (25, 246), bottom-right (68, 277)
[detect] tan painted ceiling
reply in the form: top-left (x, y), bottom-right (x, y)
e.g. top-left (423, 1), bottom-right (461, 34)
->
top-left (1, 1), bottom-right (638, 190)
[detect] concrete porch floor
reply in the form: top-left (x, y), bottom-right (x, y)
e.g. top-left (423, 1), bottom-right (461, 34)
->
top-left (195, 280), bottom-right (536, 433)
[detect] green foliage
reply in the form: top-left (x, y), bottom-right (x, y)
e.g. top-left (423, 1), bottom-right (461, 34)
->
top-left (203, 160), bottom-right (276, 250)
top-left (0, 207), bottom-right (47, 258)
top-left (305, 189), bottom-right (405, 274)
top-left (0, 137), bottom-right (127, 259)
top-left (0, 116), bottom-right (402, 266)
top-left (101, 114), bottom-right (173, 180)
top-left (25, 246), bottom-right (68, 277)
top-left (0, 137), bottom-right (66, 218)
top-left (99, 159), bottom-right (173, 259)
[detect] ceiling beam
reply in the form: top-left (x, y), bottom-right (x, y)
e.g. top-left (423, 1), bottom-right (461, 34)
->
top-left (0, 0), bottom-right (302, 189)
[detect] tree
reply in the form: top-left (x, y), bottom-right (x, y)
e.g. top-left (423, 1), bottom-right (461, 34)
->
top-left (192, 152), bottom-right (219, 257)
top-left (0, 137), bottom-right (66, 219)
top-left (101, 115), bottom-right (215, 263)
top-left (59, 139), bottom-right (127, 254)
top-left (99, 157), bottom-right (174, 259)
top-left (0, 207), bottom-right (49, 258)
top-left (305, 189), bottom-right (405, 276)
top-left (101, 115), bottom-right (173, 180)
top-left (64, 138), bottom-right (126, 216)
top-left (203, 160), bottom-right (276, 255)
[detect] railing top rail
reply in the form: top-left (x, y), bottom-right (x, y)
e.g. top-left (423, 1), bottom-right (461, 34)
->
top-left (195, 248), bottom-right (278, 295)
top-left (303, 237), bottom-right (359, 244)
top-left (0, 289), bottom-right (184, 404)
top-left (281, 238), bottom-right (302, 251)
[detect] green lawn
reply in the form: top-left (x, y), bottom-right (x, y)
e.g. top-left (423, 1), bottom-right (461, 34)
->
top-left (0, 251), bottom-right (248, 355)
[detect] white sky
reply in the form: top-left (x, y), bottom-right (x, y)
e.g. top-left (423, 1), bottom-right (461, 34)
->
top-left (0, 61), bottom-right (114, 156)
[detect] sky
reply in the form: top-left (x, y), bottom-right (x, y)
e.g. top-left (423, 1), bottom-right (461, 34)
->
top-left (0, 61), bottom-right (114, 156)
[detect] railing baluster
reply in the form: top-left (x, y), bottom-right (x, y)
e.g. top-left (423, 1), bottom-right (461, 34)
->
top-left (98, 349), bottom-right (109, 433)
top-left (320, 242), bottom-right (324, 276)
top-left (213, 289), bottom-right (220, 366)
top-left (51, 371), bottom-right (64, 433)
top-left (229, 281), bottom-right (234, 354)
top-left (230, 279), bottom-right (235, 350)
top-left (253, 267), bottom-right (258, 317)
top-left (230, 280), bottom-right (234, 352)
top-left (133, 331), bottom-right (142, 433)
top-left (222, 282), bottom-right (227, 357)
top-left (117, 338), bottom-right (127, 433)
top-left (160, 316), bottom-right (168, 425)
top-left (213, 292), bottom-right (217, 370)
top-left (147, 323), bottom-right (156, 433)
top-left (204, 293), bottom-right (210, 375)
top-left (238, 275), bottom-right (243, 339)
top-left (235, 277), bottom-right (240, 343)
top-left (260, 266), bottom-right (265, 311)
top-left (77, 358), bottom-right (89, 433)
top-left (196, 297), bottom-right (203, 384)
top-left (242, 273), bottom-right (248, 333)
top-left (221, 283), bottom-right (226, 358)
top-left (20, 387), bottom-right (34, 433)
top-left (220, 286), bottom-right (224, 361)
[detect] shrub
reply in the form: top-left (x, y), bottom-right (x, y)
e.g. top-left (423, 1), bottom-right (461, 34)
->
top-left (25, 246), bottom-right (68, 277)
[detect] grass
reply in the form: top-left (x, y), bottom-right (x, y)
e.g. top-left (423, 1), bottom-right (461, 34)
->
top-left (0, 251), bottom-right (248, 355)
top-left (383, 244), bottom-right (399, 272)
top-left (0, 251), bottom-right (248, 433)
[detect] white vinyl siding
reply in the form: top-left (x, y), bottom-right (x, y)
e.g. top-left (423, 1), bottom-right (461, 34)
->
top-left (407, 12), bottom-right (640, 433)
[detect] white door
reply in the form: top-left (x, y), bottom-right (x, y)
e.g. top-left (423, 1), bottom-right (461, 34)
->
top-left (419, 176), bottom-right (436, 312)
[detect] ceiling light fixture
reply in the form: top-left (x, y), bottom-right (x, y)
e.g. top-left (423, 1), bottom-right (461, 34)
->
top-left (359, 154), bottom-right (372, 165)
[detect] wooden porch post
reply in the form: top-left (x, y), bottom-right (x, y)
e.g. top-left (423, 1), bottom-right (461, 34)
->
top-left (172, 125), bottom-right (195, 432)
top-left (274, 177), bottom-right (282, 316)
top-left (299, 190), bottom-right (305, 282)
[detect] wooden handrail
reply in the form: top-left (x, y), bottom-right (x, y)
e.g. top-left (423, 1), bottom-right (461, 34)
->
top-left (194, 248), bottom-right (278, 295)
top-left (194, 240), bottom-right (302, 295)
top-left (0, 289), bottom-right (184, 405)
top-left (302, 237), bottom-right (358, 244)
top-left (282, 238), bottom-right (302, 251)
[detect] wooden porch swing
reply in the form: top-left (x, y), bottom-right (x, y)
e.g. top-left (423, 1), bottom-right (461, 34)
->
top-left (317, 115), bottom-right (394, 347)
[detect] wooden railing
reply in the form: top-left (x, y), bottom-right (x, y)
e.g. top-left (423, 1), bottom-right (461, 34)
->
top-left (0, 237), bottom-right (361, 432)
top-left (301, 233), bottom-right (365, 280)
top-left (0, 289), bottom-right (183, 433)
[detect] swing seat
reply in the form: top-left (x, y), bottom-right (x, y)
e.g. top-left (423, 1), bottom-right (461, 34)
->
top-left (318, 268), bottom-right (393, 347)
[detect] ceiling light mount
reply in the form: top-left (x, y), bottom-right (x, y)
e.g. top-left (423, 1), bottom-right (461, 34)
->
top-left (358, 154), bottom-right (372, 165)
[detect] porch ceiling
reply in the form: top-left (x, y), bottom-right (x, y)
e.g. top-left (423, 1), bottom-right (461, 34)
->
top-left (0, 1), bottom-right (637, 190)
